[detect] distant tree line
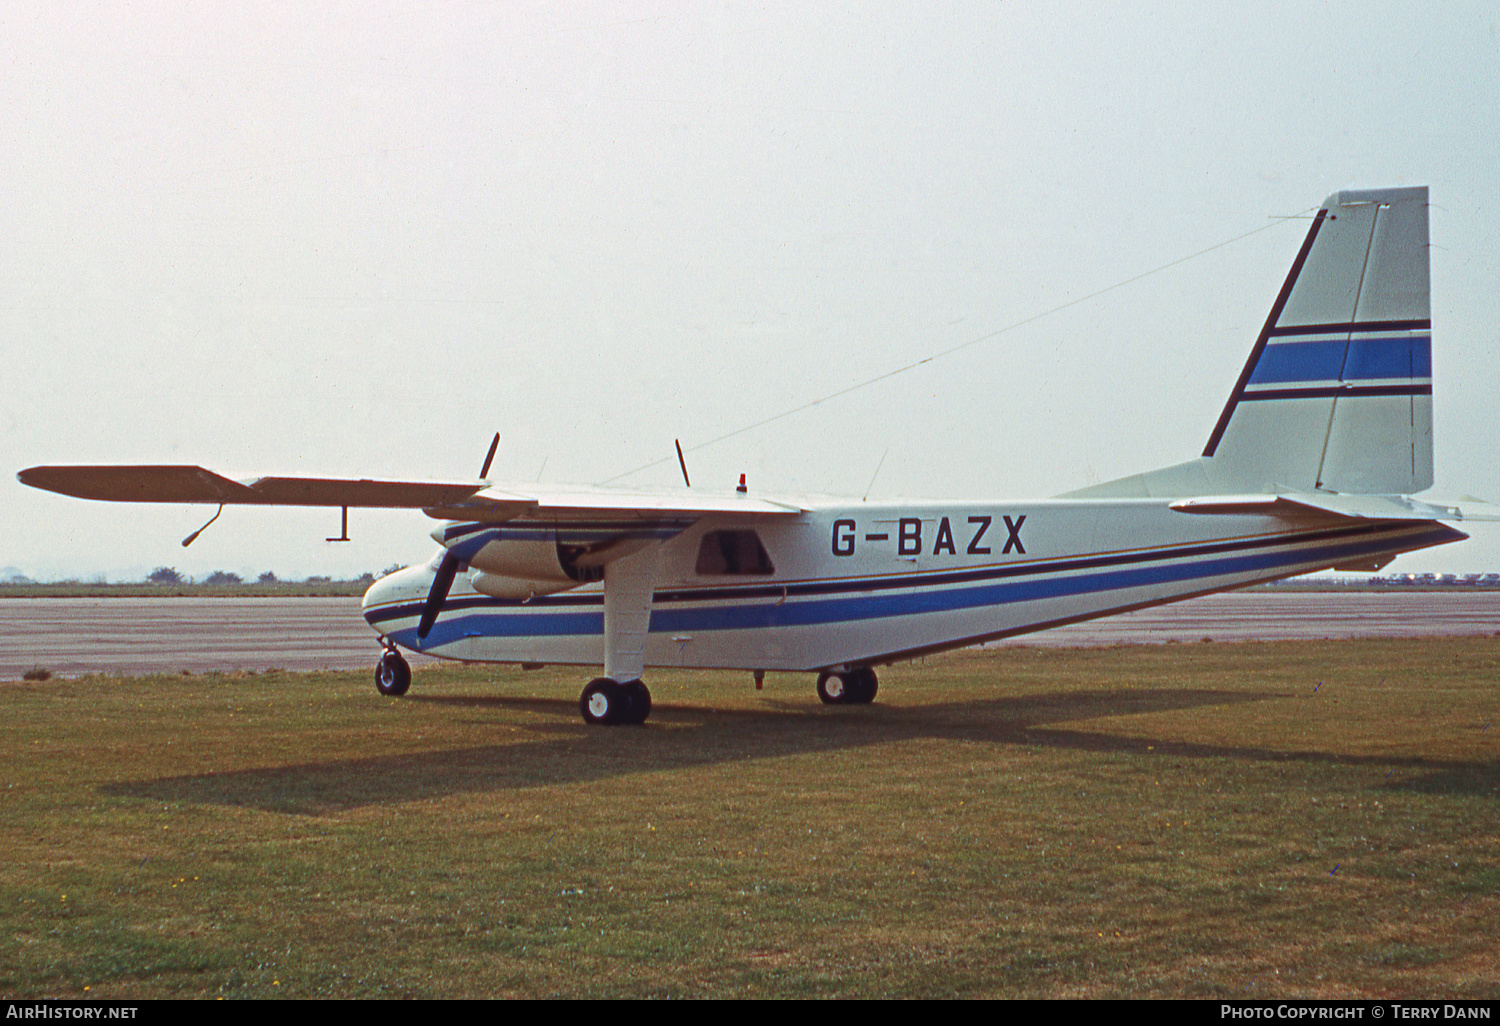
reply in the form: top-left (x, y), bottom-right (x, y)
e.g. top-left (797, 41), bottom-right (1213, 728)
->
top-left (145, 567), bottom-right (381, 586)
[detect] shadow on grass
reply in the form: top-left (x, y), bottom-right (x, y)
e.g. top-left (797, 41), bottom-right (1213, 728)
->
top-left (1378, 767), bottom-right (1500, 800)
top-left (98, 685), bottom-right (1497, 814)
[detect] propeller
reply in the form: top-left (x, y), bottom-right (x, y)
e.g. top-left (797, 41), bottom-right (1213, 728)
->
top-left (416, 549), bottom-right (462, 641)
top-left (416, 433), bottom-right (499, 642)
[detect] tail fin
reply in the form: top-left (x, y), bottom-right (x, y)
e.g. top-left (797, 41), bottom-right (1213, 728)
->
top-left (1203, 186), bottom-right (1431, 494)
top-left (1061, 186), bottom-right (1432, 502)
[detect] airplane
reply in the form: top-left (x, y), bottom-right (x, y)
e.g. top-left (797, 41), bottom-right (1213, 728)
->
top-left (19, 185), bottom-right (1497, 726)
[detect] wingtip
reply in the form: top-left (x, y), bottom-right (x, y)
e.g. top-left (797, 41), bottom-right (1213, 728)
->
top-left (16, 465), bottom-right (65, 493)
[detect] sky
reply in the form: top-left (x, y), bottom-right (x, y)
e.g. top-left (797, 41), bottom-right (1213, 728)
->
top-left (3, 1), bottom-right (1498, 582)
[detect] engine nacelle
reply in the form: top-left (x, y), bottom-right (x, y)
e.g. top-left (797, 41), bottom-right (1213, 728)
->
top-left (461, 538), bottom-right (578, 583)
top-left (468, 570), bottom-right (575, 600)
top-left (432, 522), bottom-right (660, 589)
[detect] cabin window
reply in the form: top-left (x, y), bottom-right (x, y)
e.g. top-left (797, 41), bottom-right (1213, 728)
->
top-left (695, 530), bottom-right (775, 575)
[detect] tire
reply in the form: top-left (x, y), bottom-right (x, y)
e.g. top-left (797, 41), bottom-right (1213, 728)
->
top-left (621, 680), bottom-right (652, 724)
top-left (375, 651), bottom-right (411, 697)
top-left (580, 677), bottom-right (626, 725)
top-left (816, 670), bottom-right (849, 704)
top-left (848, 667), bottom-right (878, 704)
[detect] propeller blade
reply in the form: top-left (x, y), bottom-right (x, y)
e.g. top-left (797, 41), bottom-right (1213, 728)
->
top-left (416, 551), bottom-right (462, 640)
top-left (419, 432), bottom-right (496, 640)
top-left (478, 432), bottom-right (500, 480)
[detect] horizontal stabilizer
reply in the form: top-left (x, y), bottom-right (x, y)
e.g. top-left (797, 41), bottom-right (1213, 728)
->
top-left (1451, 495), bottom-right (1500, 522)
top-left (1169, 492), bottom-right (1470, 521)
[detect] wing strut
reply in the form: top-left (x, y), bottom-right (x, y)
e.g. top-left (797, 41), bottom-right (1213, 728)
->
top-left (603, 541), bottom-right (663, 683)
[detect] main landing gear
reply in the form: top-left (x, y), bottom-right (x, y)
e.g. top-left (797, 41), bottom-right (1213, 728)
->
top-left (817, 666), bottom-right (878, 705)
top-left (579, 678), bottom-right (651, 725)
top-left (375, 646), bottom-right (411, 697)
top-left (369, 642), bottom-right (654, 726)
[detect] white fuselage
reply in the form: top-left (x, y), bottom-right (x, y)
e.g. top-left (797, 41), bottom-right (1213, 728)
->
top-left (360, 495), bottom-right (1459, 673)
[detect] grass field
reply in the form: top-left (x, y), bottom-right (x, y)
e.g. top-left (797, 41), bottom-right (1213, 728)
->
top-left (2, 637), bottom-right (1496, 999)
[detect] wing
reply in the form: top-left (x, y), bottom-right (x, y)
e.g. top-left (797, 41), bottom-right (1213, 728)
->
top-left (17, 464), bottom-right (493, 507)
top-left (20, 462), bottom-right (807, 652)
top-left (423, 481), bottom-right (802, 523)
top-left (17, 464), bottom-right (802, 521)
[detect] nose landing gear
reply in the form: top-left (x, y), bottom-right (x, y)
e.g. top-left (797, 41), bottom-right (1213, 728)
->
top-left (375, 643), bottom-right (411, 697)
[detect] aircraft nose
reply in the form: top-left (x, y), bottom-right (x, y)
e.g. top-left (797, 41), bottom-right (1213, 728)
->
top-left (361, 563), bottom-right (435, 627)
top-left (361, 573), bottom-right (393, 618)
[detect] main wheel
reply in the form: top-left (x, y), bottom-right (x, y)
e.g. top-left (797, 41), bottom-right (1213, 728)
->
top-left (848, 666), bottom-right (878, 704)
top-left (375, 651), bottom-right (411, 697)
top-left (580, 678), bottom-right (627, 725)
top-left (621, 680), bottom-right (652, 724)
top-left (816, 670), bottom-right (850, 704)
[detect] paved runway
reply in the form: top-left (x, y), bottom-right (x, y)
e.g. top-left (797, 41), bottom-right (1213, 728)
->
top-left (2, 591), bottom-right (1497, 680)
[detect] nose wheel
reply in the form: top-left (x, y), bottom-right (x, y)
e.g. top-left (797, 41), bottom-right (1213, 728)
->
top-left (375, 647), bottom-right (411, 697)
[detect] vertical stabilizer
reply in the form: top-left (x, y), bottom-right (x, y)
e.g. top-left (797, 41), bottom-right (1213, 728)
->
top-left (1203, 186), bottom-right (1431, 494)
